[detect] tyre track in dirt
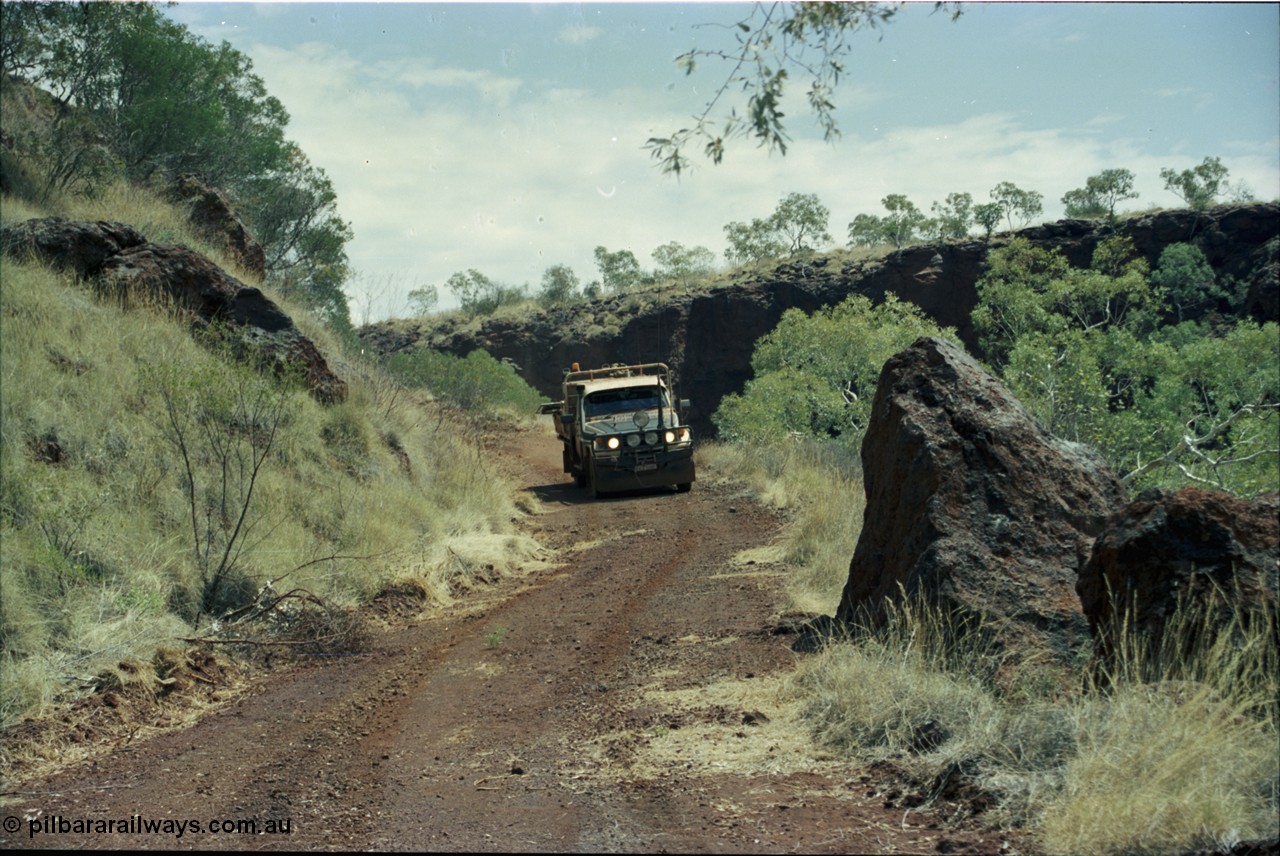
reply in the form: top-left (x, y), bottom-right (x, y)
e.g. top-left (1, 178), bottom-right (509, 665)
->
top-left (368, 432), bottom-right (788, 851)
top-left (3, 424), bottom-right (1021, 853)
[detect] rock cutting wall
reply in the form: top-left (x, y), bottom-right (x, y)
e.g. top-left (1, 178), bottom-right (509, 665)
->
top-left (360, 203), bottom-right (1277, 435)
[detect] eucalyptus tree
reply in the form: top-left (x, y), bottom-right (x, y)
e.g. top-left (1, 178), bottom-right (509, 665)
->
top-left (447, 269), bottom-right (525, 317)
top-left (3, 1), bottom-right (355, 334)
top-left (593, 246), bottom-right (644, 294)
top-left (990, 182), bottom-right (1044, 230)
top-left (652, 241), bottom-right (716, 285)
top-left (725, 192), bottom-right (832, 264)
top-left (973, 202), bottom-right (1003, 240)
top-left (975, 236), bottom-right (1277, 494)
top-left (539, 264), bottom-right (581, 308)
top-left (1161, 156), bottom-right (1230, 211)
top-left (847, 213), bottom-right (886, 248)
top-left (1062, 168), bottom-right (1138, 223)
top-left (930, 192), bottom-right (974, 240)
top-left (880, 194), bottom-right (927, 248)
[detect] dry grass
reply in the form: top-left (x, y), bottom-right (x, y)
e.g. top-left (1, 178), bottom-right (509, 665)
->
top-left (703, 430), bottom-right (1277, 852)
top-left (619, 674), bottom-right (844, 779)
top-left (0, 645), bottom-right (250, 786)
top-left (789, 598), bottom-right (1008, 780)
top-left (695, 439), bottom-right (862, 614)
top-left (785, 589), bottom-right (1278, 853)
top-left (1039, 685), bottom-right (1277, 855)
top-left (1036, 601), bottom-right (1279, 854)
top-left (0, 182), bottom-right (535, 727)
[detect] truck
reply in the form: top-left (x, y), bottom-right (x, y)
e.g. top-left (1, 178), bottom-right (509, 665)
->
top-left (539, 362), bottom-right (695, 497)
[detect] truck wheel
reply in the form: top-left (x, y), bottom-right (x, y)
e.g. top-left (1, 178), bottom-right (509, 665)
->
top-left (567, 446), bottom-right (587, 487)
top-left (676, 482), bottom-right (692, 493)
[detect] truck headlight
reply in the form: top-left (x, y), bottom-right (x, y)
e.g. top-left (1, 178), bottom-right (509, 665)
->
top-left (665, 428), bottom-right (691, 444)
top-left (607, 436), bottom-right (621, 450)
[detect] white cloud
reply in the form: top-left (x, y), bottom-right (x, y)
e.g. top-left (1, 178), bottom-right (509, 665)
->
top-left (372, 59), bottom-right (523, 106)
top-left (233, 24), bottom-right (1277, 321)
top-left (558, 24), bottom-right (603, 46)
top-left (1153, 86), bottom-right (1215, 111)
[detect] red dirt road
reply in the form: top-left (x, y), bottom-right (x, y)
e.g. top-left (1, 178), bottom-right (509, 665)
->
top-left (1, 426), bottom-right (1019, 853)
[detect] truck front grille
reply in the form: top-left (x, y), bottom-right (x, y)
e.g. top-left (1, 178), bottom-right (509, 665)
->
top-left (630, 450), bottom-right (659, 471)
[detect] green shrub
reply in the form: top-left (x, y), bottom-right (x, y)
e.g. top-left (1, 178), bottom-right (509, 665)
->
top-left (713, 293), bottom-right (955, 450)
top-left (385, 348), bottom-right (544, 415)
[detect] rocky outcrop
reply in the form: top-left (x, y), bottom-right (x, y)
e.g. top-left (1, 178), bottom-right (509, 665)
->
top-left (1078, 487), bottom-right (1279, 657)
top-left (165, 174), bottom-right (267, 281)
top-left (1, 217), bottom-right (147, 277)
top-left (833, 337), bottom-right (1128, 663)
top-left (794, 337), bottom-right (1277, 667)
top-left (359, 203), bottom-right (1278, 435)
top-left (1, 217), bottom-right (344, 403)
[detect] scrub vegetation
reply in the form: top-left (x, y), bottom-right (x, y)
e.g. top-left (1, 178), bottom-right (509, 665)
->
top-left (786, 594), bottom-right (1278, 855)
top-left (706, 232), bottom-right (1277, 853)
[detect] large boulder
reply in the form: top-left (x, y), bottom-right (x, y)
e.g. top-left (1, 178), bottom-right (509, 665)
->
top-left (1, 216), bottom-right (146, 277)
top-left (834, 337), bottom-right (1128, 663)
top-left (1, 218), bottom-right (344, 404)
top-left (165, 174), bottom-right (267, 281)
top-left (1078, 487), bottom-right (1279, 656)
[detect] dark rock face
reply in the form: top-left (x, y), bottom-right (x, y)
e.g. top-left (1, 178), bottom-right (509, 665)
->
top-left (1078, 487), bottom-right (1279, 653)
top-left (833, 337), bottom-right (1128, 663)
top-left (360, 203), bottom-right (1277, 435)
top-left (1, 218), bottom-right (344, 404)
top-left (165, 174), bottom-right (267, 281)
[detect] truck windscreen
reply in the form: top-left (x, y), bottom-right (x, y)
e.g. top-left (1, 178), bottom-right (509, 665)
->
top-left (584, 388), bottom-right (667, 420)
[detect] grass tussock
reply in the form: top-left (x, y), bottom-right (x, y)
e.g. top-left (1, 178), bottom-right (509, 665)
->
top-left (1040, 685), bottom-right (1277, 855)
top-left (1037, 600), bottom-right (1279, 855)
top-left (0, 183), bottom-right (535, 728)
top-left (786, 589), bottom-right (1278, 854)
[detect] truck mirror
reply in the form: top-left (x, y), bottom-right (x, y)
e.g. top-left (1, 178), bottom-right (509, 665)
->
top-left (561, 414), bottom-right (576, 428)
top-left (680, 398), bottom-right (691, 412)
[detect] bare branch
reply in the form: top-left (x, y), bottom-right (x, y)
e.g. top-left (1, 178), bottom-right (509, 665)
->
top-left (1122, 398), bottom-right (1277, 485)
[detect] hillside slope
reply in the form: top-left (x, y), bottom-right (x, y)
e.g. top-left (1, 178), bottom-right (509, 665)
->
top-left (0, 192), bottom-right (533, 728)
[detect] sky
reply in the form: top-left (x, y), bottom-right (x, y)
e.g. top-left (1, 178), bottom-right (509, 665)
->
top-left (162, 1), bottom-right (1280, 321)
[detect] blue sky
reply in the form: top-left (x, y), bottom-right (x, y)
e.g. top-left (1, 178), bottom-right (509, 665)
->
top-left (163, 2), bottom-right (1280, 320)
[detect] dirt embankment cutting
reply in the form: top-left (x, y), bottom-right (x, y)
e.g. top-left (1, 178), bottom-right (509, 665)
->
top-left (1, 425), bottom-right (1020, 853)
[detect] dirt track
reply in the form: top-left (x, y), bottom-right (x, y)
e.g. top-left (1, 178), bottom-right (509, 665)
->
top-left (1, 425), bottom-right (1019, 853)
